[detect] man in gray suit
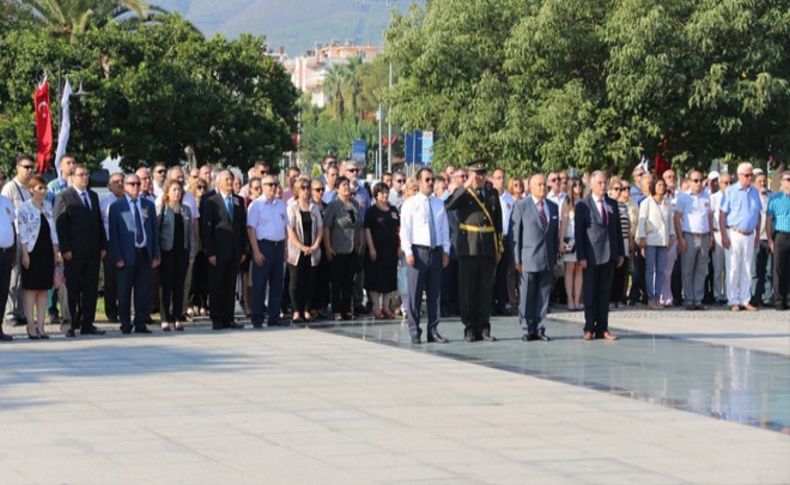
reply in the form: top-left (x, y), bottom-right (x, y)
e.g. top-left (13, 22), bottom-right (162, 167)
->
top-left (511, 174), bottom-right (560, 341)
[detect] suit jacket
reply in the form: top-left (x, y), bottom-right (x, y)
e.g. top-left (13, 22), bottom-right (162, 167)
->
top-left (510, 197), bottom-right (559, 273)
top-left (200, 192), bottom-right (248, 262)
top-left (108, 197), bottom-right (161, 266)
top-left (54, 187), bottom-right (106, 260)
top-left (445, 185), bottom-right (503, 258)
top-left (574, 194), bottom-right (624, 266)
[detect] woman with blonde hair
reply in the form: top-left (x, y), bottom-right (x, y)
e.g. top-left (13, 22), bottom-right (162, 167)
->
top-left (559, 177), bottom-right (584, 310)
top-left (286, 176), bottom-right (323, 322)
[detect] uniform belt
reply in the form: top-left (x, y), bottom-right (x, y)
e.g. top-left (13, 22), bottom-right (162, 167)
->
top-left (727, 227), bottom-right (754, 236)
top-left (459, 224), bottom-right (494, 233)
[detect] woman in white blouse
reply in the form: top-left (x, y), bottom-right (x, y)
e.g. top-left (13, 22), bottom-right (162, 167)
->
top-left (16, 175), bottom-right (60, 338)
top-left (636, 178), bottom-right (675, 310)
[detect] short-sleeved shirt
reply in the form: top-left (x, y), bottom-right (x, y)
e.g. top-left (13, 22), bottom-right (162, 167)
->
top-left (767, 191), bottom-right (790, 233)
top-left (324, 198), bottom-right (361, 255)
top-left (247, 196), bottom-right (287, 242)
top-left (0, 195), bottom-right (16, 248)
top-left (674, 192), bottom-right (711, 234)
top-left (1, 179), bottom-right (30, 210)
top-left (720, 183), bottom-right (762, 233)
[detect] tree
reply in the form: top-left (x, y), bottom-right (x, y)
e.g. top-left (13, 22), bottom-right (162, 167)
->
top-left (11, 0), bottom-right (161, 37)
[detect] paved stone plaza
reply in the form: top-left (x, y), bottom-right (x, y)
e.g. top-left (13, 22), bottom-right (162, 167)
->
top-left (0, 308), bottom-right (788, 484)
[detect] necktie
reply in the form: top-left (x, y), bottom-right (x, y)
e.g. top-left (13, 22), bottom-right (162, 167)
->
top-left (427, 198), bottom-right (437, 248)
top-left (599, 198), bottom-right (608, 225)
top-left (81, 192), bottom-right (90, 210)
top-left (538, 201), bottom-right (548, 231)
top-left (225, 196), bottom-right (234, 222)
top-left (132, 199), bottom-right (144, 245)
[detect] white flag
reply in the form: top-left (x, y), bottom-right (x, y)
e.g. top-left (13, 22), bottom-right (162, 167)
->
top-left (54, 78), bottom-right (73, 178)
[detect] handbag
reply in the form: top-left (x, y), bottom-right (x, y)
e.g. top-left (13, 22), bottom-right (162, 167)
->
top-left (563, 236), bottom-right (575, 253)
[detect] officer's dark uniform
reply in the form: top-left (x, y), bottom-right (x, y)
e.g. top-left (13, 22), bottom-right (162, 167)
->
top-left (445, 161), bottom-right (503, 341)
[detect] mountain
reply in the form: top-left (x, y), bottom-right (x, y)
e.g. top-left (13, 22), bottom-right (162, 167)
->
top-left (154, 0), bottom-right (419, 56)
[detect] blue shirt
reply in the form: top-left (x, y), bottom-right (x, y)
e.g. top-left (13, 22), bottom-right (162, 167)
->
top-left (767, 191), bottom-right (790, 233)
top-left (46, 178), bottom-right (68, 204)
top-left (720, 183), bottom-right (762, 233)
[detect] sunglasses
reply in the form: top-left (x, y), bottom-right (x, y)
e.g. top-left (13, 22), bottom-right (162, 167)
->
top-left (347, 168), bottom-right (359, 173)
top-left (611, 187), bottom-right (622, 192)
top-left (263, 182), bottom-right (278, 187)
top-left (395, 179), bottom-right (405, 183)
top-left (742, 173), bottom-right (753, 178)
top-left (126, 182), bottom-right (141, 187)
top-left (155, 169), bottom-right (166, 174)
top-left (20, 165), bottom-right (34, 170)
top-left (312, 187), bottom-right (325, 192)
top-left (690, 178), bottom-right (703, 183)
top-left (300, 184), bottom-right (310, 190)
top-left (423, 178), bottom-right (434, 183)
top-left (549, 177), bottom-right (558, 182)
top-left (196, 185), bottom-right (207, 190)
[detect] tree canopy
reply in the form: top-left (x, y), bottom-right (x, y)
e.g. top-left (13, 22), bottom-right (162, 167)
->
top-left (384, 0), bottom-right (789, 175)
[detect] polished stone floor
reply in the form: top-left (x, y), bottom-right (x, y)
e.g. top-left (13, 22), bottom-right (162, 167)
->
top-left (312, 317), bottom-right (790, 433)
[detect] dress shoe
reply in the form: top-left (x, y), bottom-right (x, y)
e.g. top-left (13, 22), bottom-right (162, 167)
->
top-left (135, 327), bottom-right (152, 334)
top-left (776, 302), bottom-right (788, 311)
top-left (464, 333), bottom-right (478, 343)
top-left (481, 329), bottom-right (496, 342)
top-left (427, 332), bottom-right (448, 343)
top-left (538, 329), bottom-right (551, 341)
top-left (602, 331), bottom-right (619, 341)
top-left (411, 335), bottom-right (421, 344)
top-left (743, 303), bottom-right (758, 311)
top-left (82, 326), bottom-right (105, 336)
top-left (694, 304), bottom-right (708, 311)
top-left (583, 332), bottom-right (594, 341)
top-left (212, 326), bottom-right (223, 331)
top-left (65, 328), bottom-right (77, 338)
top-left (0, 332), bottom-right (13, 341)
top-left (685, 305), bottom-right (696, 311)
top-left (523, 333), bottom-right (540, 342)
top-left (252, 322), bottom-right (264, 329)
top-left (227, 322), bottom-right (245, 330)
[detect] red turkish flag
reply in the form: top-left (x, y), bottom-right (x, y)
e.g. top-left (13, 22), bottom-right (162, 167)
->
top-left (34, 80), bottom-right (53, 174)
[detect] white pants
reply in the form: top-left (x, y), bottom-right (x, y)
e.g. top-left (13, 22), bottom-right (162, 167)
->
top-left (712, 231), bottom-right (727, 301)
top-left (725, 232), bottom-right (755, 306)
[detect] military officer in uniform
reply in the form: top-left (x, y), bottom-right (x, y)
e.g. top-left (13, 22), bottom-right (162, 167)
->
top-left (445, 159), bottom-right (503, 342)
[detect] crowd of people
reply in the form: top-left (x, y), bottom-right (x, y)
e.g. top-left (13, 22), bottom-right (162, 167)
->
top-left (0, 152), bottom-right (787, 344)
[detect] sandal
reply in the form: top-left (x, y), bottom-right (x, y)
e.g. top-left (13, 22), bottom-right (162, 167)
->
top-left (174, 322), bottom-right (184, 331)
top-left (161, 322), bottom-right (172, 332)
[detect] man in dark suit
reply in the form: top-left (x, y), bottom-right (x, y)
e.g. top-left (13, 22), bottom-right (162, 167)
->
top-left (445, 160), bottom-right (503, 342)
top-left (575, 170), bottom-right (625, 341)
top-left (200, 169), bottom-right (248, 330)
top-left (54, 163), bottom-right (107, 337)
top-left (511, 174), bottom-right (559, 341)
top-left (108, 173), bottom-right (160, 334)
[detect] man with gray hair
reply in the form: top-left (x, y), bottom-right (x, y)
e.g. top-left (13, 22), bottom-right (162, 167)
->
top-left (674, 169), bottom-right (713, 310)
top-left (719, 162), bottom-right (762, 311)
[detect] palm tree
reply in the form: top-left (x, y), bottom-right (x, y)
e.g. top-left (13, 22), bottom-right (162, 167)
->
top-left (12, 0), bottom-right (164, 37)
top-left (322, 56), bottom-right (364, 120)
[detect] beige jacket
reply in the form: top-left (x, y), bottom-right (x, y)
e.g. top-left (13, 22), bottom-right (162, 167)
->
top-left (637, 197), bottom-right (675, 246)
top-left (286, 200), bottom-right (323, 266)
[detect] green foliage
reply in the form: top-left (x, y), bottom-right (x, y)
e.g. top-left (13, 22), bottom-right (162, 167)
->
top-left (0, 13), bottom-right (298, 173)
top-left (11, 0), bottom-right (159, 37)
top-left (385, 0), bottom-right (789, 175)
top-left (299, 105), bottom-right (377, 170)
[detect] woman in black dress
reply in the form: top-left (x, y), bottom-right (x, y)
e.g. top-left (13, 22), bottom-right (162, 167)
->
top-left (17, 176), bottom-right (60, 339)
top-left (364, 182), bottom-right (400, 319)
top-left (310, 179), bottom-right (330, 318)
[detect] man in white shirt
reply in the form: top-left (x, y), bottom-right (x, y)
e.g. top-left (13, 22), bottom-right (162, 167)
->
top-left (151, 162), bottom-right (167, 198)
top-left (674, 170), bottom-right (713, 310)
top-left (709, 172), bottom-right (730, 303)
top-left (0, 178), bottom-right (15, 340)
top-left (491, 168), bottom-right (517, 314)
top-left (388, 171), bottom-right (406, 209)
top-left (400, 167), bottom-right (450, 344)
top-left (546, 172), bottom-right (568, 216)
top-left (2, 154), bottom-right (34, 325)
top-left (247, 175), bottom-right (288, 328)
top-left (322, 165), bottom-right (339, 205)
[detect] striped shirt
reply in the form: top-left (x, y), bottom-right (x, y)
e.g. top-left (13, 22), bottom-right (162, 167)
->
top-left (618, 202), bottom-right (631, 253)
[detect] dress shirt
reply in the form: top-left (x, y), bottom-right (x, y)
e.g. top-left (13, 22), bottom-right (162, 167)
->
top-left (0, 195), bottom-right (15, 248)
top-left (351, 182), bottom-right (371, 220)
top-left (591, 193), bottom-right (606, 221)
top-left (399, 192), bottom-right (450, 256)
top-left (546, 190), bottom-right (567, 218)
top-left (709, 190), bottom-right (724, 230)
top-left (767, 191), bottom-right (790, 233)
top-left (322, 188), bottom-right (337, 205)
top-left (500, 191), bottom-right (516, 237)
top-left (720, 183), bottom-right (762, 233)
top-left (674, 192), bottom-right (711, 233)
top-left (100, 193), bottom-right (121, 240)
top-left (125, 195), bottom-right (148, 248)
top-left (388, 187), bottom-right (404, 210)
top-left (758, 190), bottom-right (771, 240)
top-left (75, 188), bottom-right (91, 210)
top-left (247, 196), bottom-right (287, 241)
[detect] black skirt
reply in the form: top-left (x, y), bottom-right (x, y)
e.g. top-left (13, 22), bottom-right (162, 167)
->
top-left (22, 214), bottom-right (54, 291)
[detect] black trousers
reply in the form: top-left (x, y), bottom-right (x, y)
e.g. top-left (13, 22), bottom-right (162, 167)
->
top-left (441, 258), bottom-right (459, 314)
top-left (773, 232), bottom-right (790, 307)
top-left (458, 256), bottom-right (496, 336)
top-left (0, 248), bottom-right (13, 333)
top-left (190, 251), bottom-right (209, 309)
top-left (289, 256), bottom-right (316, 314)
top-left (209, 256), bottom-right (240, 328)
top-left (64, 256), bottom-right (101, 331)
top-left (493, 240), bottom-right (512, 312)
top-left (331, 253), bottom-right (356, 315)
top-left (160, 248), bottom-right (189, 322)
top-left (103, 256), bottom-right (118, 320)
top-left (583, 261), bottom-right (615, 336)
top-left (628, 252), bottom-right (646, 304)
top-left (312, 256), bottom-right (331, 313)
top-left (611, 256), bottom-right (630, 305)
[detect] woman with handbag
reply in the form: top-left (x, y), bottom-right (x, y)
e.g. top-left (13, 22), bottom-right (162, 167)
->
top-left (636, 178), bottom-right (675, 310)
top-left (559, 177), bottom-right (584, 311)
top-left (16, 176), bottom-right (60, 339)
top-left (156, 179), bottom-right (196, 331)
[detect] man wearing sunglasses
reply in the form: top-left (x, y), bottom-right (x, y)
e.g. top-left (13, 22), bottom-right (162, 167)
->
top-left (674, 170), bottom-right (713, 310)
top-left (2, 155), bottom-right (35, 326)
top-left (388, 171), bottom-right (406, 210)
top-left (719, 163), bottom-right (762, 311)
